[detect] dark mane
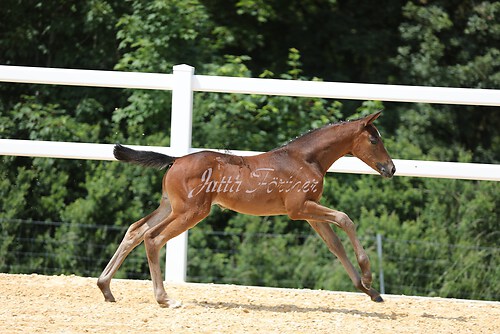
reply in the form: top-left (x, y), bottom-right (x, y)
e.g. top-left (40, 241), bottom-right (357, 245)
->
top-left (273, 120), bottom-right (351, 151)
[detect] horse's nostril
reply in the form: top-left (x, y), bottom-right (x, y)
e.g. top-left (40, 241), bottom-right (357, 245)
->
top-left (376, 162), bottom-right (395, 177)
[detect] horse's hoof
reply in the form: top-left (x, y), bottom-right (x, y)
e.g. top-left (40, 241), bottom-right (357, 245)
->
top-left (158, 298), bottom-right (182, 308)
top-left (101, 291), bottom-right (116, 303)
top-left (372, 295), bottom-right (384, 303)
top-left (97, 279), bottom-right (116, 302)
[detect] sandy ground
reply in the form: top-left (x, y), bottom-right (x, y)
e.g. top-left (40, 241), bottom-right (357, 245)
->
top-left (0, 274), bottom-right (498, 333)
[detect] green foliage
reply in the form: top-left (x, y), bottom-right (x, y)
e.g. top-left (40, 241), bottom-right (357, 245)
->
top-left (112, 0), bottom-right (222, 141)
top-left (193, 50), bottom-right (343, 151)
top-left (392, 1), bottom-right (500, 163)
top-left (0, 0), bottom-right (498, 301)
top-left (115, 0), bottom-right (216, 73)
top-left (202, 0), bottom-right (402, 83)
top-left (394, 1), bottom-right (499, 88)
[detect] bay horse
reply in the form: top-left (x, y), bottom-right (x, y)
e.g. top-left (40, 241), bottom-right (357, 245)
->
top-left (97, 111), bottom-right (396, 307)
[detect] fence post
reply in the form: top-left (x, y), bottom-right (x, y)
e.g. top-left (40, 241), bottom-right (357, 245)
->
top-left (165, 64), bottom-right (195, 282)
top-left (376, 233), bottom-right (385, 294)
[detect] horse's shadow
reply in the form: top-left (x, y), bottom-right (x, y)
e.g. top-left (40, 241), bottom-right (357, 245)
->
top-left (196, 301), bottom-right (404, 320)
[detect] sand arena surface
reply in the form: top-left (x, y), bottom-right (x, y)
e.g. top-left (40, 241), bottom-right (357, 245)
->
top-left (0, 273), bottom-right (498, 333)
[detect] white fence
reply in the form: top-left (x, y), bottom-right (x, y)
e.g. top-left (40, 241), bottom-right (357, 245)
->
top-left (1, 64), bottom-right (499, 282)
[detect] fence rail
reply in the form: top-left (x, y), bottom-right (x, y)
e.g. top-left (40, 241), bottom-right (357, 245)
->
top-left (1, 64), bottom-right (499, 283)
top-left (2, 139), bottom-right (499, 181)
top-left (2, 64), bottom-right (500, 105)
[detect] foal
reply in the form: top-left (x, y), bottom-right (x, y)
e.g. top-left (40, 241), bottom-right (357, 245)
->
top-left (97, 111), bottom-right (395, 307)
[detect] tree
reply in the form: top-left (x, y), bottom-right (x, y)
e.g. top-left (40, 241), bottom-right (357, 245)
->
top-left (201, 0), bottom-right (406, 83)
top-left (392, 1), bottom-right (500, 163)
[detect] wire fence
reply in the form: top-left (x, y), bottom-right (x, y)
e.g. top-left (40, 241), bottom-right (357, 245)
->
top-left (0, 218), bottom-right (498, 301)
top-left (0, 219), bottom-right (152, 279)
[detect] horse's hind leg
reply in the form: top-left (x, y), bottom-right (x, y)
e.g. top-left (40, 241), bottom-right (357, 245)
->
top-left (97, 197), bottom-right (172, 302)
top-left (142, 202), bottom-right (211, 307)
top-left (308, 220), bottom-right (383, 302)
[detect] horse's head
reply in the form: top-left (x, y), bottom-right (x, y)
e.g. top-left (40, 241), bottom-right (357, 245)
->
top-left (351, 111), bottom-right (396, 178)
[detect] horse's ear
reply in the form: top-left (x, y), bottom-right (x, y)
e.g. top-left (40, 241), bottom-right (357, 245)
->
top-left (362, 111), bottom-right (382, 126)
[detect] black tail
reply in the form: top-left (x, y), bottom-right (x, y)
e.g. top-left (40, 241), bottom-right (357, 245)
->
top-left (113, 144), bottom-right (176, 170)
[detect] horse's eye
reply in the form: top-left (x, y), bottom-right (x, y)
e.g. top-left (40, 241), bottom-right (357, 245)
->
top-left (369, 136), bottom-right (378, 145)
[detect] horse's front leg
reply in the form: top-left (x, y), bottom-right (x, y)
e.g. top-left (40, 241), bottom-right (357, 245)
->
top-left (307, 220), bottom-right (382, 302)
top-left (289, 200), bottom-right (381, 301)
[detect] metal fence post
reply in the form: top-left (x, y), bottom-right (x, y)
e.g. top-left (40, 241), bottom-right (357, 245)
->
top-left (376, 233), bottom-right (386, 294)
top-left (165, 64), bottom-right (195, 282)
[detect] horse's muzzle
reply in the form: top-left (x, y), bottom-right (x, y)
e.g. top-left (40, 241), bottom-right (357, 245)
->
top-left (376, 162), bottom-right (396, 178)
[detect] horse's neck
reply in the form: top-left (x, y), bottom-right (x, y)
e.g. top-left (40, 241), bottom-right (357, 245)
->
top-left (286, 122), bottom-right (357, 173)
